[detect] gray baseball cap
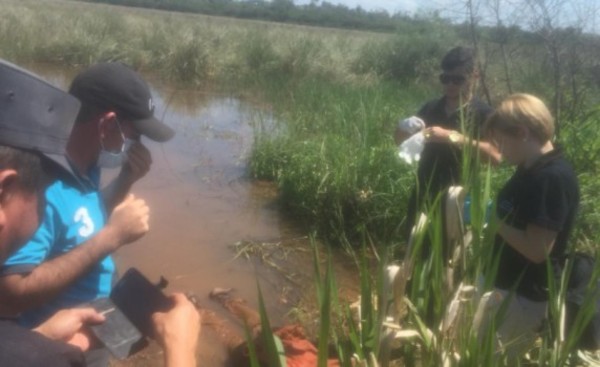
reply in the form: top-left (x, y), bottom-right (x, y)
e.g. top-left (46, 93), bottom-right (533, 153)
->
top-left (69, 62), bottom-right (174, 142)
top-left (0, 59), bottom-right (80, 171)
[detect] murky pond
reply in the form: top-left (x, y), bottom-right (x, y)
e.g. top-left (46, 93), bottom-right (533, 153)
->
top-left (113, 89), bottom-right (300, 366)
top-left (27, 63), bottom-right (359, 366)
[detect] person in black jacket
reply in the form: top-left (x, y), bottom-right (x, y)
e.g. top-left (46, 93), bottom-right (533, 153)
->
top-left (395, 47), bottom-right (501, 326)
top-left (473, 93), bottom-right (580, 359)
top-left (396, 47), bottom-right (501, 241)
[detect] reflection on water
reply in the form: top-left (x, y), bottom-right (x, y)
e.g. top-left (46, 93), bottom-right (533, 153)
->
top-left (119, 90), bottom-right (291, 312)
top-left (26, 63), bottom-right (305, 366)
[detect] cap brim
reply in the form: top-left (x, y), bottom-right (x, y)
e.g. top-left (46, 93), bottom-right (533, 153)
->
top-left (132, 116), bottom-right (175, 143)
top-left (0, 59), bottom-right (80, 155)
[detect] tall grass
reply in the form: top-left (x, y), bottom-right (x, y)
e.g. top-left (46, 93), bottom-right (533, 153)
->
top-left (250, 79), bottom-right (434, 248)
top-left (251, 112), bottom-right (600, 366)
top-left (248, 227), bottom-right (600, 366)
top-left (0, 0), bottom-right (391, 87)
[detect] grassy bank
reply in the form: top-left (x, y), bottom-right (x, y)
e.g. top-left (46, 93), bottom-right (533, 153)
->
top-left (2, 0), bottom-right (600, 249)
top-left (250, 79), bottom-right (429, 247)
top-left (251, 77), bottom-right (600, 250)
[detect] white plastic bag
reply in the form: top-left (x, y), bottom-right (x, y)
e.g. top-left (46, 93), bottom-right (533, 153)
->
top-left (397, 116), bottom-right (425, 135)
top-left (398, 131), bottom-right (425, 165)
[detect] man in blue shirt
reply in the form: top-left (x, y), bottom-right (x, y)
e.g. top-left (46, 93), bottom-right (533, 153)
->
top-left (0, 59), bottom-right (200, 367)
top-left (0, 62), bottom-right (175, 365)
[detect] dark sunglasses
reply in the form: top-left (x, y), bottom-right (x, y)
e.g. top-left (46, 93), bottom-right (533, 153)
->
top-left (439, 74), bottom-right (467, 85)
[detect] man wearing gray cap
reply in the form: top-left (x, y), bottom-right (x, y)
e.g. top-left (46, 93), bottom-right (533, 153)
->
top-left (0, 62), bottom-right (176, 366)
top-left (0, 60), bottom-right (199, 367)
top-left (0, 57), bottom-right (104, 367)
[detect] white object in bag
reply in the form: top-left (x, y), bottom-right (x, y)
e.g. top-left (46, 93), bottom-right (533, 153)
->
top-left (398, 131), bottom-right (425, 165)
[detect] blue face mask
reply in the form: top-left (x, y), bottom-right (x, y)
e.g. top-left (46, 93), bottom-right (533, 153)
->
top-left (97, 138), bottom-right (135, 168)
top-left (97, 119), bottom-right (134, 169)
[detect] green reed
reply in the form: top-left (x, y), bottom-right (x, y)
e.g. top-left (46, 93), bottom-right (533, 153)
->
top-left (250, 78), bottom-right (433, 248)
top-left (250, 73), bottom-right (600, 366)
top-left (247, 107), bottom-right (600, 367)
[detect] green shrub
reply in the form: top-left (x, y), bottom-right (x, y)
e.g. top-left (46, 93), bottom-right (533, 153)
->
top-left (351, 33), bottom-right (456, 82)
top-left (250, 79), bottom-right (422, 247)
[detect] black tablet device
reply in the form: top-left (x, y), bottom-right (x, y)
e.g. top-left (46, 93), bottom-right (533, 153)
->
top-left (88, 268), bottom-right (173, 359)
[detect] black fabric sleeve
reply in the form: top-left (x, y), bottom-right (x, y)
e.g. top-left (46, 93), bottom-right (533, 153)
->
top-left (416, 100), bottom-right (437, 127)
top-left (0, 321), bottom-right (86, 367)
top-left (525, 173), bottom-right (570, 232)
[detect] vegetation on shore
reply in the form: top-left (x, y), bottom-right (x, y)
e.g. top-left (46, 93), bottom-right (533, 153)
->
top-left (1, 0), bottom-right (388, 86)
top-left (78, 0), bottom-right (406, 32)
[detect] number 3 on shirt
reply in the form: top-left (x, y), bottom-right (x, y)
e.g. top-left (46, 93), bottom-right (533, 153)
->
top-left (74, 207), bottom-right (95, 238)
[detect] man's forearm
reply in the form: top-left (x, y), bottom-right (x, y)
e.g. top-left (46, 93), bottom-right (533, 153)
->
top-left (428, 128), bottom-right (502, 165)
top-left (474, 141), bottom-right (502, 165)
top-left (164, 349), bottom-right (197, 367)
top-left (0, 228), bottom-right (119, 314)
top-left (454, 132), bottom-right (502, 165)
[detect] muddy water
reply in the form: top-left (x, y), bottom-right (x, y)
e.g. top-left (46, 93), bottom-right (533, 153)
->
top-left (27, 63), bottom-right (359, 366)
top-left (113, 89), bottom-right (299, 365)
top-left (33, 64), bottom-right (294, 304)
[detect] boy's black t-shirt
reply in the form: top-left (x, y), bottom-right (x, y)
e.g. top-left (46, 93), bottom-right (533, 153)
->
top-left (416, 96), bottom-right (493, 197)
top-left (493, 148), bottom-right (580, 301)
top-left (0, 320), bottom-right (86, 367)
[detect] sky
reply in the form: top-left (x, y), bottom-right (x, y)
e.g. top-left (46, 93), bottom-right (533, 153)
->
top-left (322, 0), bottom-right (419, 14)
top-left (294, 0), bottom-right (448, 15)
top-left (294, 0), bottom-right (600, 33)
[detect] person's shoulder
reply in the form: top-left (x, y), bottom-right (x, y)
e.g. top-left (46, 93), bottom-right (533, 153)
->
top-left (417, 97), bottom-right (444, 117)
top-left (45, 175), bottom-right (89, 205)
top-left (550, 156), bottom-right (579, 188)
top-left (45, 178), bottom-right (69, 197)
top-left (420, 97), bottom-right (444, 111)
top-left (470, 97), bottom-right (493, 115)
top-left (542, 149), bottom-right (576, 173)
top-left (0, 321), bottom-right (84, 367)
top-left (533, 152), bottom-right (579, 192)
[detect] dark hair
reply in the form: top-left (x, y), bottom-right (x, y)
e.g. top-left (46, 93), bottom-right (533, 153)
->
top-left (441, 47), bottom-right (476, 73)
top-left (74, 103), bottom-right (103, 124)
top-left (0, 146), bottom-right (54, 194)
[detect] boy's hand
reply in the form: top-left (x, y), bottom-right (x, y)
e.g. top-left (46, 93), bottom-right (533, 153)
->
top-left (34, 308), bottom-right (105, 351)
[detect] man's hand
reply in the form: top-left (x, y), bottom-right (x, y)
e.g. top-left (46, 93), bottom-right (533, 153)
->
top-left (102, 142), bottom-right (152, 213)
top-left (104, 194), bottom-right (150, 248)
top-left (424, 126), bottom-right (463, 144)
top-left (33, 308), bottom-right (105, 351)
top-left (0, 194), bottom-right (149, 314)
top-left (152, 293), bottom-right (200, 367)
top-left (119, 141), bottom-right (152, 186)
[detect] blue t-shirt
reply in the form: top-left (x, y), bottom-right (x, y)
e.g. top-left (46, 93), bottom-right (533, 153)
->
top-left (2, 167), bottom-right (115, 327)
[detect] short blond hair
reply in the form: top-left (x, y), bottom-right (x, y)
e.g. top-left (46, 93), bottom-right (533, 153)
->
top-left (485, 93), bottom-right (554, 143)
